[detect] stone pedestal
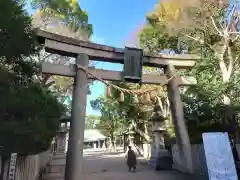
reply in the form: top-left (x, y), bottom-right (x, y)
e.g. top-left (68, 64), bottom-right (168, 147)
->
top-left (56, 132), bottom-right (68, 153)
top-left (56, 123), bottom-right (69, 153)
top-left (151, 106), bottom-right (167, 153)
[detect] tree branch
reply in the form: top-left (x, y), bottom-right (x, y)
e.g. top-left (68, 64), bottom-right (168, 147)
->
top-left (131, 120), bottom-right (151, 142)
top-left (185, 35), bottom-right (214, 51)
top-left (210, 16), bottom-right (223, 36)
top-left (227, 46), bottom-right (234, 79)
top-left (216, 44), bottom-right (228, 80)
top-left (185, 35), bottom-right (204, 44)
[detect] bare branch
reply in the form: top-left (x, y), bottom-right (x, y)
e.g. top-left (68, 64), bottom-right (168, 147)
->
top-left (230, 31), bottom-right (240, 42)
top-left (210, 16), bottom-right (223, 36)
top-left (185, 35), bottom-right (203, 43)
top-left (185, 34), bottom-right (214, 51)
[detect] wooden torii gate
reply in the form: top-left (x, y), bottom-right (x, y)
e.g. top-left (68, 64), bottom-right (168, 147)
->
top-left (35, 29), bottom-right (198, 180)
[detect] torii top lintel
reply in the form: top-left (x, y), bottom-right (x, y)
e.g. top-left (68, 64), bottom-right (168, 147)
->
top-left (35, 29), bottom-right (199, 69)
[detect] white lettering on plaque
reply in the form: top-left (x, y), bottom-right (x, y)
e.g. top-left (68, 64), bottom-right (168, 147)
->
top-left (202, 133), bottom-right (238, 180)
top-left (8, 153), bottom-right (17, 180)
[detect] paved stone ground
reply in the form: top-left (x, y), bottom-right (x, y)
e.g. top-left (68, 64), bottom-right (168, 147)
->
top-left (81, 151), bottom-right (206, 180)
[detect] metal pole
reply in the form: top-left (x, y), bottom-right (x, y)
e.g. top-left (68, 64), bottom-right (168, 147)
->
top-left (64, 54), bottom-right (89, 180)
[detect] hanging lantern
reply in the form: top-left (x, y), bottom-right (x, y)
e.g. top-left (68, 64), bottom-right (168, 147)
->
top-left (132, 94), bottom-right (139, 104)
top-left (106, 86), bottom-right (111, 97)
top-left (119, 91), bottom-right (125, 102)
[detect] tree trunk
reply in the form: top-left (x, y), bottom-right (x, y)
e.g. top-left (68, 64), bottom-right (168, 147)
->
top-left (221, 52), bottom-right (237, 141)
top-left (110, 132), bottom-right (116, 152)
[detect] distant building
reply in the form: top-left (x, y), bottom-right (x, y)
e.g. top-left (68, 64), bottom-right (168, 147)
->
top-left (64, 128), bottom-right (106, 152)
top-left (83, 129), bottom-right (106, 149)
top-left (57, 120), bottom-right (107, 153)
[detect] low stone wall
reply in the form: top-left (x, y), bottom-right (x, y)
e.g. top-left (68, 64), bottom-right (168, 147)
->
top-left (0, 150), bottom-right (53, 180)
top-left (172, 144), bottom-right (207, 175)
top-left (172, 143), bottom-right (240, 175)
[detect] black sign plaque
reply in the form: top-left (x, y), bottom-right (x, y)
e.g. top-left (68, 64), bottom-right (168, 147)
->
top-left (123, 47), bottom-right (143, 83)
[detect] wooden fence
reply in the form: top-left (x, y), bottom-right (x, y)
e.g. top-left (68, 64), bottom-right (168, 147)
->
top-left (0, 150), bottom-right (53, 180)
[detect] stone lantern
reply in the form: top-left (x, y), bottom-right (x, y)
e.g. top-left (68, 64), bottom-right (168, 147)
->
top-left (123, 130), bottom-right (136, 152)
top-left (55, 116), bottom-right (70, 153)
top-left (151, 105), bottom-right (166, 152)
top-left (148, 105), bottom-right (171, 170)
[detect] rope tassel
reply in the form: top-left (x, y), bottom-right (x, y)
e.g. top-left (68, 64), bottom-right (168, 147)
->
top-left (106, 86), bottom-right (111, 97)
top-left (133, 94), bottom-right (139, 104)
top-left (145, 93), bottom-right (151, 102)
top-left (119, 91), bottom-right (124, 102)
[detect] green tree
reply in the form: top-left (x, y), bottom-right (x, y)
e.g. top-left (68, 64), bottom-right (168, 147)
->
top-left (30, 0), bottom-right (93, 37)
top-left (85, 115), bottom-right (100, 129)
top-left (30, 3), bottom-right (94, 114)
top-left (0, 69), bottom-right (66, 156)
top-left (139, 0), bottom-right (240, 142)
top-left (91, 96), bottom-right (126, 150)
top-left (0, 0), bottom-right (36, 63)
top-left (0, 1), bottom-right (66, 179)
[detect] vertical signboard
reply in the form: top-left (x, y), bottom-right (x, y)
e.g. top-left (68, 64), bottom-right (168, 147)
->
top-left (202, 133), bottom-right (238, 180)
top-left (8, 153), bottom-right (17, 180)
top-left (123, 47), bottom-right (143, 83)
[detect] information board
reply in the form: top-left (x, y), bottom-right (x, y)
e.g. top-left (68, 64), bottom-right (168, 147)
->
top-left (202, 132), bottom-right (238, 180)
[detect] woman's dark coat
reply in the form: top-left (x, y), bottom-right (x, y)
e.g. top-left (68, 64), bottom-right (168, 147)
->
top-left (127, 150), bottom-right (137, 167)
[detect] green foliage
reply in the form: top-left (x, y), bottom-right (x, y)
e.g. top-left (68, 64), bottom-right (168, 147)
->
top-left (0, 0), bottom-right (36, 61)
top-left (31, 0), bottom-right (93, 37)
top-left (0, 0), bottom-right (66, 156)
top-left (85, 115), bottom-right (100, 129)
top-left (91, 96), bottom-right (126, 139)
top-left (139, 23), bottom-right (183, 54)
top-left (0, 69), bottom-right (66, 156)
top-left (139, 0), bottom-right (240, 143)
top-left (91, 82), bottom-right (153, 144)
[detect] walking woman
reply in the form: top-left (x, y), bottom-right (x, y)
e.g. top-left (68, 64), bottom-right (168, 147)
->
top-left (126, 146), bottom-right (137, 172)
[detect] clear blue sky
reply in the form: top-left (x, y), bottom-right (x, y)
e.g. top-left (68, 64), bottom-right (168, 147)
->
top-left (26, 0), bottom-right (158, 115)
top-left (80, 0), bottom-right (158, 115)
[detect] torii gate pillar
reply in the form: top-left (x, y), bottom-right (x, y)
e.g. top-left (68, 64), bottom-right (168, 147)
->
top-left (165, 64), bottom-right (193, 173)
top-left (64, 54), bottom-right (89, 180)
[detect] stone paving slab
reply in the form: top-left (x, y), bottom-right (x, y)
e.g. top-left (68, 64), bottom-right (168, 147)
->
top-left (81, 152), bottom-right (207, 180)
top-left (47, 151), bottom-right (207, 180)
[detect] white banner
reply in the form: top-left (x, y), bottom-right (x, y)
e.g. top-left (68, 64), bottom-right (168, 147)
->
top-left (202, 132), bottom-right (238, 180)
